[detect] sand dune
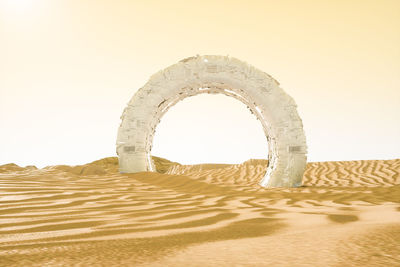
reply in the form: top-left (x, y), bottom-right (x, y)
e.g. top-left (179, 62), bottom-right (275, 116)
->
top-left (0, 157), bottom-right (399, 266)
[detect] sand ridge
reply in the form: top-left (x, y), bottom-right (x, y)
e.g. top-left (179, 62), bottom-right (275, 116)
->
top-left (0, 157), bottom-right (399, 266)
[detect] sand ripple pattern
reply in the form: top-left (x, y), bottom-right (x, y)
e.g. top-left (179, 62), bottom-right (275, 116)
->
top-left (168, 158), bottom-right (400, 187)
top-left (0, 157), bottom-right (399, 266)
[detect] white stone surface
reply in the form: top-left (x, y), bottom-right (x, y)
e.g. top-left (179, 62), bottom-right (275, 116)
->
top-left (117, 55), bottom-right (307, 187)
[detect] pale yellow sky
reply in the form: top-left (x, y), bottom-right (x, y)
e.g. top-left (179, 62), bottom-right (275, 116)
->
top-left (1, 0), bottom-right (399, 167)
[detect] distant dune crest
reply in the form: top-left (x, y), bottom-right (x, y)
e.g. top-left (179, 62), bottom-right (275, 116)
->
top-left (1, 157), bottom-right (399, 187)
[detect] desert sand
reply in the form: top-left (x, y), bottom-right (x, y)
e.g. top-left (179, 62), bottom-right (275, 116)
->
top-left (0, 157), bottom-right (399, 266)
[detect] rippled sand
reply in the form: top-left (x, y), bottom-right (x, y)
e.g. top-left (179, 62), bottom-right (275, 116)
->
top-left (0, 157), bottom-right (399, 266)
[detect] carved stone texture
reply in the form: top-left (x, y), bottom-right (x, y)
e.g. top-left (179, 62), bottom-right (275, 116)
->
top-left (117, 55), bottom-right (307, 187)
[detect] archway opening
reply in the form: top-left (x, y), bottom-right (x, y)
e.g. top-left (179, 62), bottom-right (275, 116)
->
top-left (117, 55), bottom-right (307, 187)
top-left (151, 93), bottom-right (269, 165)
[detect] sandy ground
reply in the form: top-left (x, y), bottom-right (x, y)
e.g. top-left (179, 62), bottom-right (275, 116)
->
top-left (0, 157), bottom-right (399, 266)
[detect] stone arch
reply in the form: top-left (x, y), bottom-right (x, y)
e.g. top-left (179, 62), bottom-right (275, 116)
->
top-left (116, 55), bottom-right (307, 187)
